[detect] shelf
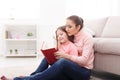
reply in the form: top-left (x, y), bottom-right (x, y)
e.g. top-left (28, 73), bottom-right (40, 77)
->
top-left (5, 24), bottom-right (37, 58)
top-left (5, 39), bottom-right (37, 41)
top-left (5, 54), bottom-right (37, 57)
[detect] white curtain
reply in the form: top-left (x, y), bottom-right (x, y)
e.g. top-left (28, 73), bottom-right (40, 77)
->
top-left (65, 0), bottom-right (120, 19)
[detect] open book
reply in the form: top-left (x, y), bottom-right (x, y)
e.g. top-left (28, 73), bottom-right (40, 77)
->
top-left (40, 42), bottom-right (58, 64)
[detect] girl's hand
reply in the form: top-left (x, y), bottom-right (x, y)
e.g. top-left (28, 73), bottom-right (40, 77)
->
top-left (54, 51), bottom-right (71, 59)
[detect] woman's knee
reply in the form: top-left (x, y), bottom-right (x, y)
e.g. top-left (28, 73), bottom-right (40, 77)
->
top-left (55, 58), bottom-right (70, 67)
top-left (57, 58), bottom-right (67, 63)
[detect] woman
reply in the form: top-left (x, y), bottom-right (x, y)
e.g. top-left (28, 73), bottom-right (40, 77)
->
top-left (54, 15), bottom-right (94, 80)
top-left (56, 15), bottom-right (94, 80)
top-left (2, 15), bottom-right (94, 80)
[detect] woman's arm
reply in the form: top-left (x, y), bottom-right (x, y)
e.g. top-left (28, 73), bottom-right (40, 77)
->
top-left (70, 36), bottom-right (94, 66)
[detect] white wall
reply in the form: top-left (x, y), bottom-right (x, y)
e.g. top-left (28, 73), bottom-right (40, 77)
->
top-left (118, 0), bottom-right (120, 14)
top-left (40, 0), bottom-right (66, 25)
top-left (1, 0), bottom-right (120, 55)
top-left (65, 0), bottom-right (120, 20)
top-left (0, 22), bottom-right (5, 56)
top-left (0, 0), bottom-right (41, 20)
top-left (0, 0), bottom-right (66, 55)
top-left (0, 23), bottom-right (5, 56)
top-left (38, 0), bottom-right (66, 50)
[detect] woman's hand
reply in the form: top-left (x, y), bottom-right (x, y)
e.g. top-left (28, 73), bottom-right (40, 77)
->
top-left (54, 51), bottom-right (71, 59)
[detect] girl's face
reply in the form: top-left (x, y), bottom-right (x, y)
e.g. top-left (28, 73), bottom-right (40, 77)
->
top-left (65, 19), bottom-right (80, 36)
top-left (56, 29), bottom-right (69, 44)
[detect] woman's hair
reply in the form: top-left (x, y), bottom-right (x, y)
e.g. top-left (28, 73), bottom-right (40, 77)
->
top-left (67, 15), bottom-right (84, 30)
top-left (55, 25), bottom-right (74, 42)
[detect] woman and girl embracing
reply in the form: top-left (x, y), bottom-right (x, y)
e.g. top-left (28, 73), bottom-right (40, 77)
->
top-left (1, 15), bottom-right (94, 80)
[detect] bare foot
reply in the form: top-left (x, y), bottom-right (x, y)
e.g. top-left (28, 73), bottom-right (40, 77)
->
top-left (1, 76), bottom-right (13, 80)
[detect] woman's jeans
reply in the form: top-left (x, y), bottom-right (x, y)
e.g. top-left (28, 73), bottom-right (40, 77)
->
top-left (14, 58), bottom-right (91, 80)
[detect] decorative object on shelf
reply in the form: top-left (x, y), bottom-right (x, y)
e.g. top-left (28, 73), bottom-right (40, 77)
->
top-left (15, 49), bottom-right (18, 54)
top-left (8, 31), bottom-right (12, 39)
top-left (9, 49), bottom-right (13, 54)
top-left (27, 32), bottom-right (33, 36)
top-left (5, 31), bottom-right (8, 39)
top-left (6, 31), bottom-right (12, 39)
top-left (35, 52), bottom-right (37, 54)
top-left (15, 35), bottom-right (20, 39)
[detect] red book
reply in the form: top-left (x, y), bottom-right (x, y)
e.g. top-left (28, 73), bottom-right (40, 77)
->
top-left (41, 48), bottom-right (58, 64)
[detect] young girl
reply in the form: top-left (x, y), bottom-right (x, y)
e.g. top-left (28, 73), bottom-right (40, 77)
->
top-left (56, 26), bottom-right (78, 57)
top-left (1, 25), bottom-right (78, 80)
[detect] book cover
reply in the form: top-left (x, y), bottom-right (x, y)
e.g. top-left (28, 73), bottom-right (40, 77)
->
top-left (41, 48), bottom-right (58, 64)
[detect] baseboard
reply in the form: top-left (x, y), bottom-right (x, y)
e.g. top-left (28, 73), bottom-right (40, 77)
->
top-left (91, 69), bottom-right (120, 80)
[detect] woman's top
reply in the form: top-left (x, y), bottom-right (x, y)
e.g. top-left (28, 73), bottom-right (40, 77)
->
top-left (58, 41), bottom-right (78, 56)
top-left (71, 30), bottom-right (94, 69)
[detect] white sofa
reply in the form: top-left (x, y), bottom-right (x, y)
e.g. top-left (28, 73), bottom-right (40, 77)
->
top-left (84, 16), bottom-right (120, 79)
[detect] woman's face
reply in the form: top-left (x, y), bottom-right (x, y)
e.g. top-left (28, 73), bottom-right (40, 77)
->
top-left (66, 19), bottom-right (80, 36)
top-left (56, 29), bottom-right (69, 44)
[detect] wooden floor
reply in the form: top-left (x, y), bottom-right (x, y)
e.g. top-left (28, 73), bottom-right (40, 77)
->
top-left (0, 55), bottom-right (43, 78)
top-left (1, 56), bottom-right (119, 80)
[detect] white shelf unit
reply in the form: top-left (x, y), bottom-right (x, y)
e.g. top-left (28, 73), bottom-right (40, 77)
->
top-left (5, 24), bottom-right (37, 57)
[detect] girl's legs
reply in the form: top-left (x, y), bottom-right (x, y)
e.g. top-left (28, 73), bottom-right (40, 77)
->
top-left (13, 59), bottom-right (68, 80)
top-left (30, 57), bottom-right (49, 75)
top-left (14, 62), bottom-right (63, 80)
top-left (14, 58), bottom-right (91, 80)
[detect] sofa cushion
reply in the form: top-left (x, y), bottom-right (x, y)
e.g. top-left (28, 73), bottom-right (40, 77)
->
top-left (101, 16), bottom-right (120, 38)
top-left (84, 17), bottom-right (108, 37)
top-left (94, 38), bottom-right (120, 55)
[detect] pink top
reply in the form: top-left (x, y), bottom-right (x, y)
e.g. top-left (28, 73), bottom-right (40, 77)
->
top-left (58, 41), bottom-right (78, 56)
top-left (71, 30), bottom-right (94, 69)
